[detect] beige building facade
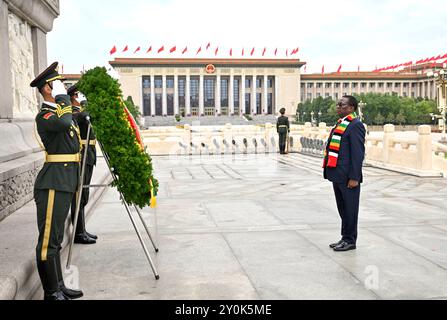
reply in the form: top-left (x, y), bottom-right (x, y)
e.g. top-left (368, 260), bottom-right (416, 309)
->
top-left (301, 64), bottom-right (440, 102)
top-left (109, 58), bottom-right (305, 117)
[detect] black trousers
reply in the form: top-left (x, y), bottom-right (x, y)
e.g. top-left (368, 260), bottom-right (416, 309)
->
top-left (279, 132), bottom-right (287, 153)
top-left (35, 189), bottom-right (73, 262)
top-left (332, 182), bottom-right (361, 244)
top-left (71, 164), bottom-right (94, 234)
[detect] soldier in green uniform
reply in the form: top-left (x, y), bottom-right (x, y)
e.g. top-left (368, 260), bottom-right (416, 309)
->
top-left (67, 84), bottom-right (97, 245)
top-left (30, 62), bottom-right (84, 300)
top-left (277, 108), bottom-right (290, 154)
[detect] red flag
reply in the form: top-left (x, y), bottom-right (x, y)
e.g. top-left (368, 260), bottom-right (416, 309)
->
top-left (251, 48), bottom-right (255, 56)
top-left (170, 46), bottom-right (177, 53)
top-left (61, 64), bottom-right (64, 74)
top-left (206, 42), bottom-right (211, 50)
top-left (122, 45), bottom-right (129, 52)
top-left (158, 46), bottom-right (164, 54)
top-left (134, 46), bottom-right (141, 54)
top-left (274, 48), bottom-right (278, 56)
top-left (242, 48), bottom-right (245, 56)
top-left (215, 47), bottom-right (219, 56)
top-left (286, 49), bottom-right (289, 57)
top-left (304, 65), bottom-right (307, 73)
top-left (262, 47), bottom-right (266, 56)
top-left (322, 65), bottom-right (325, 74)
top-left (146, 46), bottom-right (152, 54)
top-left (196, 47), bottom-right (202, 55)
top-left (110, 46), bottom-right (117, 55)
top-left (230, 48), bottom-right (233, 57)
top-left (182, 47), bottom-right (188, 54)
top-left (358, 66), bottom-right (360, 72)
top-left (443, 59), bottom-right (447, 65)
top-left (416, 59), bottom-right (423, 64)
top-left (337, 65), bottom-right (342, 73)
top-left (441, 53), bottom-right (447, 59)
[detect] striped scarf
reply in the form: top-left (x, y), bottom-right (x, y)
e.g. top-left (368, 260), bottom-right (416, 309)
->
top-left (323, 112), bottom-right (357, 168)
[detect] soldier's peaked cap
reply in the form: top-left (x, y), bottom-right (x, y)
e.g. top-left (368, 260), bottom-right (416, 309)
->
top-left (30, 62), bottom-right (62, 89)
top-left (67, 84), bottom-right (79, 97)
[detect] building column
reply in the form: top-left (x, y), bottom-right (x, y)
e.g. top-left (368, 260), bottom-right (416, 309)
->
top-left (150, 75), bottom-right (156, 116)
top-left (313, 82), bottom-right (317, 100)
top-left (174, 75), bottom-right (179, 115)
top-left (400, 82), bottom-right (404, 97)
top-left (199, 74), bottom-right (204, 116)
top-left (275, 76), bottom-right (280, 113)
top-left (185, 74), bottom-right (191, 115)
top-left (0, 0), bottom-right (13, 119)
top-left (162, 75), bottom-right (167, 116)
top-left (263, 75), bottom-right (268, 114)
top-left (229, 74), bottom-right (235, 115)
top-left (251, 75), bottom-right (257, 115)
top-left (216, 75), bottom-right (221, 115)
top-left (331, 82), bottom-right (335, 99)
top-left (241, 75), bottom-right (246, 115)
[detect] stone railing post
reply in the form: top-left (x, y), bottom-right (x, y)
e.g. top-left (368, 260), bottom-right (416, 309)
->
top-left (318, 122), bottom-right (327, 140)
top-left (184, 124), bottom-right (191, 154)
top-left (382, 124), bottom-right (395, 163)
top-left (265, 122), bottom-right (273, 151)
top-left (417, 125), bottom-right (433, 171)
top-left (303, 122), bottom-right (312, 137)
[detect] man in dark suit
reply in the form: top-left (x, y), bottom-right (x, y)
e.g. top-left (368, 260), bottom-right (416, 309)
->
top-left (323, 96), bottom-right (366, 252)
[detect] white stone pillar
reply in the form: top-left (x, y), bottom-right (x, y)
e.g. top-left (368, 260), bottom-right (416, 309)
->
top-left (241, 75), bottom-right (246, 115)
top-left (417, 125), bottom-right (433, 171)
top-left (216, 75), bottom-right (221, 115)
top-left (185, 74), bottom-right (191, 116)
top-left (174, 75), bottom-right (179, 115)
top-left (251, 75), bottom-right (257, 115)
top-left (229, 74), bottom-right (235, 115)
top-left (382, 124), bottom-right (395, 163)
top-left (263, 75), bottom-right (268, 114)
top-left (150, 75), bottom-right (156, 116)
top-left (400, 82), bottom-right (404, 97)
top-left (162, 75), bottom-right (167, 116)
top-left (199, 74), bottom-right (204, 116)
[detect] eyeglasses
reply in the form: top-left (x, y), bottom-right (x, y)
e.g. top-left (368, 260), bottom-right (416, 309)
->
top-left (336, 102), bottom-right (349, 108)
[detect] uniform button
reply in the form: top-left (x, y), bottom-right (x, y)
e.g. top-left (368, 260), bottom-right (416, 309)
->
top-left (64, 164), bottom-right (68, 167)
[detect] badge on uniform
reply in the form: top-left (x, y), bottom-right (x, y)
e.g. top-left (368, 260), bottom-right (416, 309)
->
top-left (70, 131), bottom-right (75, 138)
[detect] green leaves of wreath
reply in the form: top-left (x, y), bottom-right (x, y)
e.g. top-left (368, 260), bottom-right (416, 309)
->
top-left (77, 67), bottom-right (158, 208)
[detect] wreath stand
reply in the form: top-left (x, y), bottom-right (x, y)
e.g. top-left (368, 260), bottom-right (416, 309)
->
top-left (66, 118), bottom-right (160, 280)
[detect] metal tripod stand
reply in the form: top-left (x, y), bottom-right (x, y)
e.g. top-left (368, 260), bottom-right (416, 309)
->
top-left (67, 118), bottom-right (160, 280)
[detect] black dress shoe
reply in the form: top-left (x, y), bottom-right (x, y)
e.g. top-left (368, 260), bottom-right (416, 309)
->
top-left (60, 283), bottom-right (84, 300)
top-left (44, 290), bottom-right (70, 300)
top-left (333, 241), bottom-right (356, 252)
top-left (74, 233), bottom-right (96, 245)
top-left (85, 231), bottom-right (98, 240)
top-left (329, 240), bottom-right (344, 249)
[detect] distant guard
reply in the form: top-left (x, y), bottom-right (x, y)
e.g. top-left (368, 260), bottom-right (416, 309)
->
top-left (276, 108), bottom-right (290, 154)
top-left (67, 84), bottom-right (98, 245)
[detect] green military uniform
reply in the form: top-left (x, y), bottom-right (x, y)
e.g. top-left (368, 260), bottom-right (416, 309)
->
top-left (277, 114), bottom-right (290, 154)
top-left (31, 62), bottom-right (83, 300)
top-left (69, 90), bottom-right (97, 243)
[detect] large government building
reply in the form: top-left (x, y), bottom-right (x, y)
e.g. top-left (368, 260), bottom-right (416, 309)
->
top-left (64, 58), bottom-right (441, 117)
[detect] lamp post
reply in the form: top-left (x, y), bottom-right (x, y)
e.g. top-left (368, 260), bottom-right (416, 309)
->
top-left (427, 63), bottom-right (447, 136)
top-left (311, 111), bottom-right (316, 126)
top-left (358, 100), bottom-right (367, 122)
top-left (318, 111), bottom-right (322, 124)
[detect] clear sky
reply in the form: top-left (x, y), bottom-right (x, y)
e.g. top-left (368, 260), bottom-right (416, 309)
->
top-left (48, 0), bottom-right (447, 74)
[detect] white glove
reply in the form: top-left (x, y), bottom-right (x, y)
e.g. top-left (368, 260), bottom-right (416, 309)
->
top-left (76, 92), bottom-right (87, 104)
top-left (51, 80), bottom-right (67, 98)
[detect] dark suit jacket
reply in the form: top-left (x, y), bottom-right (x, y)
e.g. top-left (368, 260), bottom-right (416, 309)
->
top-left (323, 118), bottom-right (366, 184)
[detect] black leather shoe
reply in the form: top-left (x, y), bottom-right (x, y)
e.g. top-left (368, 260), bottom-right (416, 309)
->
top-left (85, 231), bottom-right (98, 240)
top-left (329, 240), bottom-right (344, 249)
top-left (44, 290), bottom-right (70, 300)
top-left (61, 285), bottom-right (83, 300)
top-left (333, 241), bottom-right (356, 252)
top-left (74, 233), bottom-right (96, 245)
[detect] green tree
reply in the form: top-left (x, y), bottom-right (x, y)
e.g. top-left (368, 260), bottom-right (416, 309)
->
top-left (386, 113), bottom-right (395, 124)
top-left (395, 110), bottom-right (406, 125)
top-left (375, 112), bottom-right (385, 125)
top-left (124, 96), bottom-right (142, 125)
